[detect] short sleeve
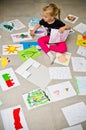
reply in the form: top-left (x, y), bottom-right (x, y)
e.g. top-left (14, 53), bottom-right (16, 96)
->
top-left (39, 19), bottom-right (45, 25)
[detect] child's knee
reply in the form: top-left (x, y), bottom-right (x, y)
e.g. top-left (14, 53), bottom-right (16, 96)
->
top-left (61, 44), bottom-right (67, 52)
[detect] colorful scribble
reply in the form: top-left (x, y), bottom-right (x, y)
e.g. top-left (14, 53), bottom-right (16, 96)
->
top-left (27, 89), bottom-right (50, 108)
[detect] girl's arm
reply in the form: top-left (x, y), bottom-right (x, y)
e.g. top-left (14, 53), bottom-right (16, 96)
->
top-left (59, 24), bottom-right (71, 33)
top-left (30, 24), bottom-right (41, 36)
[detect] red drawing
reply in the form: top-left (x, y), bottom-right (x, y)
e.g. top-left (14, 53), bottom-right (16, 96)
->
top-left (13, 108), bottom-right (23, 130)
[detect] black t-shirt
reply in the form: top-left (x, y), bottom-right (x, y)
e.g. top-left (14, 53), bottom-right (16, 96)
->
top-left (39, 19), bottom-right (65, 35)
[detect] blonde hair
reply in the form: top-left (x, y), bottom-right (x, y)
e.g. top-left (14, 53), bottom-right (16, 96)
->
top-left (43, 3), bottom-right (61, 19)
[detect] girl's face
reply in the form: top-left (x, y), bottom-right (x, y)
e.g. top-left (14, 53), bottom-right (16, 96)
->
top-left (42, 11), bottom-right (54, 23)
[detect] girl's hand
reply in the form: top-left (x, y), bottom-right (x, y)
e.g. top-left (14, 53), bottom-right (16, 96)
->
top-left (59, 27), bottom-right (65, 33)
top-left (30, 30), bottom-right (35, 36)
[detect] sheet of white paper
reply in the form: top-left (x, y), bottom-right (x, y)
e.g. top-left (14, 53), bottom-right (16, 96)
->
top-left (49, 29), bottom-right (69, 43)
top-left (49, 67), bottom-right (72, 79)
top-left (71, 57), bottom-right (86, 72)
top-left (47, 81), bottom-right (76, 102)
top-left (62, 124), bottom-right (83, 130)
top-left (64, 14), bottom-right (79, 24)
top-left (8, 19), bottom-right (25, 30)
top-left (0, 105), bottom-right (29, 130)
top-left (15, 58), bottom-right (51, 88)
top-left (77, 46), bottom-right (86, 57)
top-left (75, 76), bottom-right (86, 95)
top-left (0, 67), bottom-right (20, 91)
top-left (61, 102), bottom-right (86, 126)
top-left (2, 44), bottom-right (23, 55)
top-left (11, 32), bottom-right (32, 43)
top-left (73, 23), bottom-right (86, 34)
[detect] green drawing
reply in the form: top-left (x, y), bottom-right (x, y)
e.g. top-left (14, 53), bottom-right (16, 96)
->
top-left (27, 89), bottom-right (50, 108)
top-left (2, 73), bottom-right (10, 81)
top-left (20, 34), bottom-right (28, 38)
top-left (4, 24), bottom-right (13, 30)
top-left (18, 46), bottom-right (42, 61)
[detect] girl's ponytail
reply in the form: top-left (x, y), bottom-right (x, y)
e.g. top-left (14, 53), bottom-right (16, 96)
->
top-left (58, 8), bottom-right (61, 20)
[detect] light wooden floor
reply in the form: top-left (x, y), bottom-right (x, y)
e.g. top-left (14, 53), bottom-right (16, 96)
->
top-left (0, 0), bottom-right (86, 130)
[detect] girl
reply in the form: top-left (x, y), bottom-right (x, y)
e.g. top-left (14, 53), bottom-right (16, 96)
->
top-left (30, 3), bottom-right (71, 64)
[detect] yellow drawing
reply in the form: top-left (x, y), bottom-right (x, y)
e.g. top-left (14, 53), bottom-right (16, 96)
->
top-left (4, 45), bottom-right (20, 54)
top-left (76, 34), bottom-right (86, 47)
top-left (0, 56), bottom-right (10, 68)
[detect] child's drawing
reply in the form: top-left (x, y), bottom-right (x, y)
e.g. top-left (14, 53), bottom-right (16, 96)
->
top-left (0, 56), bottom-right (10, 68)
top-left (11, 32), bottom-right (32, 42)
top-left (23, 88), bottom-right (51, 110)
top-left (54, 52), bottom-right (71, 66)
top-left (0, 105), bottom-right (28, 130)
top-left (18, 46), bottom-right (41, 61)
top-left (0, 68), bottom-right (20, 91)
top-left (2, 44), bottom-right (23, 55)
top-left (64, 14), bottom-right (79, 23)
top-left (0, 21), bottom-right (14, 32)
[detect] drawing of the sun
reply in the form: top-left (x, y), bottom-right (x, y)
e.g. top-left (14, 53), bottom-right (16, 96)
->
top-left (5, 45), bottom-right (20, 54)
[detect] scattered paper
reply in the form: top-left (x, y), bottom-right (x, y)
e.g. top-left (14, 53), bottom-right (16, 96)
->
top-left (0, 105), bottom-right (29, 130)
top-left (28, 17), bottom-right (40, 30)
top-left (54, 52), bottom-right (71, 66)
top-left (2, 44), bottom-right (23, 55)
top-left (15, 58), bottom-right (51, 88)
top-left (0, 67), bottom-right (20, 91)
top-left (61, 102), bottom-right (86, 126)
top-left (77, 46), bottom-right (86, 57)
top-left (0, 21), bottom-right (14, 32)
top-left (62, 124), bottom-right (83, 130)
top-left (64, 14), bottom-right (79, 23)
top-left (73, 23), bottom-right (86, 34)
top-left (49, 67), bottom-right (72, 79)
top-left (0, 56), bottom-right (10, 68)
top-left (76, 34), bottom-right (86, 47)
top-left (20, 41), bottom-right (41, 50)
top-left (71, 57), bottom-right (86, 72)
top-left (47, 81), bottom-right (76, 102)
top-left (23, 88), bottom-right (51, 110)
top-left (74, 76), bottom-right (86, 95)
top-left (8, 19), bottom-right (25, 30)
top-left (11, 32), bottom-right (32, 43)
top-left (18, 46), bottom-right (41, 61)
